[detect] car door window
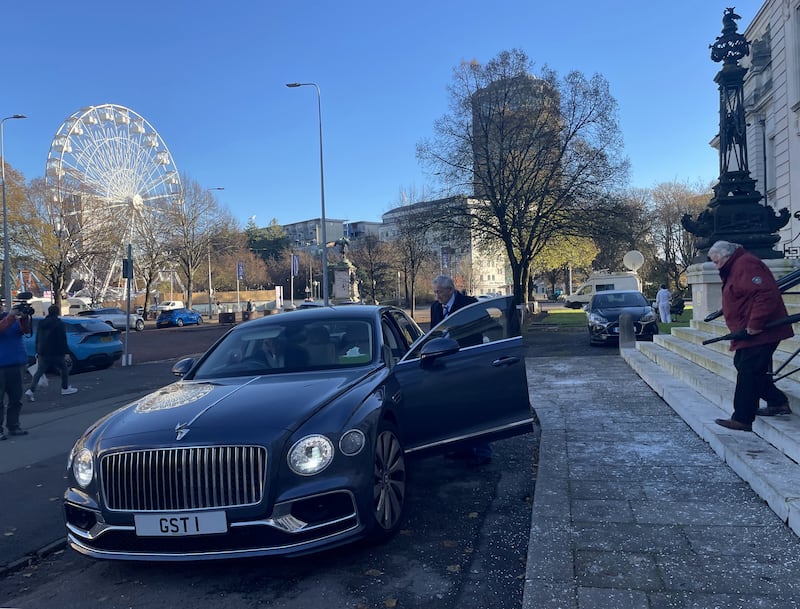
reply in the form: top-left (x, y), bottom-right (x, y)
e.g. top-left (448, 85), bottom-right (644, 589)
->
top-left (403, 296), bottom-right (520, 360)
top-left (380, 317), bottom-right (405, 367)
top-left (388, 310), bottom-right (423, 348)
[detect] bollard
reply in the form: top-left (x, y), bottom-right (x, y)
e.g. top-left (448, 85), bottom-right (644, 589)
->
top-left (618, 312), bottom-right (636, 350)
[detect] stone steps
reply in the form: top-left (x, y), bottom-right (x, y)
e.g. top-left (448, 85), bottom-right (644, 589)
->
top-left (621, 318), bottom-right (800, 536)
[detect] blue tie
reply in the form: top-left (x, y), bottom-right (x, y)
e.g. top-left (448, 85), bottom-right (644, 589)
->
top-left (442, 304), bottom-right (449, 317)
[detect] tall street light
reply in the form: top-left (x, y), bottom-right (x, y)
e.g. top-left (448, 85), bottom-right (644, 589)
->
top-left (206, 187), bottom-right (224, 318)
top-left (286, 82), bottom-right (329, 305)
top-left (1, 114), bottom-right (27, 311)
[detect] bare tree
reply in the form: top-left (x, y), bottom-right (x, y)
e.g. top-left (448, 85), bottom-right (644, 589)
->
top-left (349, 234), bottom-right (393, 304)
top-left (166, 176), bottom-right (218, 308)
top-left (417, 49), bottom-right (629, 304)
top-left (16, 176), bottom-right (118, 307)
top-left (388, 199), bottom-right (439, 318)
top-left (650, 180), bottom-right (712, 291)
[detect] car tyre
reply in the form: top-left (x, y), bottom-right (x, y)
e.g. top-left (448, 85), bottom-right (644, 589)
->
top-left (370, 422), bottom-right (406, 541)
top-left (177, 318), bottom-right (184, 327)
top-left (135, 319), bottom-right (145, 332)
top-left (197, 316), bottom-right (203, 325)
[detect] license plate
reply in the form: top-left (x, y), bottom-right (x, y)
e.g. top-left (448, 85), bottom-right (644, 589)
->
top-left (134, 511), bottom-right (227, 537)
top-left (611, 327), bottom-right (619, 334)
top-left (100, 336), bottom-right (112, 342)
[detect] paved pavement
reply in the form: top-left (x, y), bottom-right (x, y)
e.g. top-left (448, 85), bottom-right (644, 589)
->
top-left (522, 346), bottom-right (800, 609)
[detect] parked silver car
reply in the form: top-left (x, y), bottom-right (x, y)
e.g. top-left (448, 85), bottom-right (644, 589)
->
top-left (76, 307), bottom-right (145, 332)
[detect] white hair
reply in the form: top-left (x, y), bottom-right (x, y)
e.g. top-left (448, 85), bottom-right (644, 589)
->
top-left (432, 275), bottom-right (455, 290)
top-left (708, 240), bottom-right (741, 259)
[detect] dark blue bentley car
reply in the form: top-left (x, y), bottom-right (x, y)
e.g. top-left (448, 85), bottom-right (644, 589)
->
top-left (64, 297), bottom-right (532, 561)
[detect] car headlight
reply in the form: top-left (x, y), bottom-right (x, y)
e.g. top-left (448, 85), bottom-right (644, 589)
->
top-left (588, 312), bottom-right (608, 324)
top-left (641, 311), bottom-right (657, 322)
top-left (72, 448), bottom-right (94, 488)
top-left (288, 435), bottom-right (334, 475)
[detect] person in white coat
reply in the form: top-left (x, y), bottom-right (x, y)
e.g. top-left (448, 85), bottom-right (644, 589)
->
top-left (655, 284), bottom-right (671, 323)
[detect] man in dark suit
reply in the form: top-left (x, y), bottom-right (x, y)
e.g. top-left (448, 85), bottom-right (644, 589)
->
top-left (429, 275), bottom-right (490, 466)
top-left (430, 275), bottom-right (477, 327)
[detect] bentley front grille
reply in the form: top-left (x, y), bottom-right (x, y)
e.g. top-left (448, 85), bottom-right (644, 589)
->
top-left (101, 445), bottom-right (267, 512)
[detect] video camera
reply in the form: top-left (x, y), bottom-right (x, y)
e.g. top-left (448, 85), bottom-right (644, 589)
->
top-left (11, 291), bottom-right (35, 318)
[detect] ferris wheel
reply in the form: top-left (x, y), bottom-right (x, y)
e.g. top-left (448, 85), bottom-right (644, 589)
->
top-left (44, 103), bottom-right (182, 298)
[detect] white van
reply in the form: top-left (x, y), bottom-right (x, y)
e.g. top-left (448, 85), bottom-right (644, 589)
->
top-left (156, 300), bottom-right (184, 311)
top-left (563, 271), bottom-right (641, 309)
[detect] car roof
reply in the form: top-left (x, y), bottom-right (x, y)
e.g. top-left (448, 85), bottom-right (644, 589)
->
top-left (35, 316), bottom-right (116, 329)
top-left (232, 304), bottom-right (385, 328)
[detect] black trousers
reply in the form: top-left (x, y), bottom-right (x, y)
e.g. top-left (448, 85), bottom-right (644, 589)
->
top-left (0, 364), bottom-right (24, 431)
top-left (733, 342), bottom-right (786, 425)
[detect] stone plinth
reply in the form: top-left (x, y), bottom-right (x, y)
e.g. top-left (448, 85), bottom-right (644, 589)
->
top-left (687, 258), bottom-right (800, 321)
top-left (332, 260), bottom-right (359, 303)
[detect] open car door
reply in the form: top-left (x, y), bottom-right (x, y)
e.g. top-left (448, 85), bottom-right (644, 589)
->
top-left (393, 296), bottom-right (533, 456)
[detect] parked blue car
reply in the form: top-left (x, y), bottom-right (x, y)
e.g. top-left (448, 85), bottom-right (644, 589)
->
top-left (24, 316), bottom-right (123, 373)
top-left (156, 308), bottom-right (204, 328)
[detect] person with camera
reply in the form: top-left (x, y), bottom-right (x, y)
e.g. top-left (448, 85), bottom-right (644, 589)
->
top-left (0, 304), bottom-right (32, 439)
top-left (25, 305), bottom-right (77, 402)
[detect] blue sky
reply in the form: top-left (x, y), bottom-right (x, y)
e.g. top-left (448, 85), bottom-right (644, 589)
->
top-left (2, 1), bottom-right (763, 227)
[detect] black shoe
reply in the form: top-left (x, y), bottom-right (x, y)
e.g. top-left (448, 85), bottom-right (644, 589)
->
top-left (756, 403), bottom-right (792, 417)
top-left (0, 431), bottom-right (6, 441)
top-left (715, 418), bottom-right (752, 432)
top-left (8, 428), bottom-right (28, 436)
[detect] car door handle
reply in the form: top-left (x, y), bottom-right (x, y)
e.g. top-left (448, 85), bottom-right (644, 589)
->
top-left (492, 356), bottom-right (520, 367)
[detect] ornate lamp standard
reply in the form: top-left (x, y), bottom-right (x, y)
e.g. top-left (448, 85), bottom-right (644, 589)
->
top-left (285, 82), bottom-right (329, 305)
top-left (206, 187), bottom-right (224, 318)
top-left (1, 114), bottom-right (26, 310)
top-left (682, 8), bottom-right (789, 260)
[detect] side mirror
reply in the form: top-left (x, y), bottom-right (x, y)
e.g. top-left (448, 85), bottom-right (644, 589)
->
top-left (419, 337), bottom-right (459, 367)
top-left (171, 357), bottom-right (194, 377)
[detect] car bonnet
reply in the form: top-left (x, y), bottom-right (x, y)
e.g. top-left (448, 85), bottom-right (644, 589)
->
top-left (91, 369), bottom-right (376, 443)
top-left (594, 305), bottom-right (650, 321)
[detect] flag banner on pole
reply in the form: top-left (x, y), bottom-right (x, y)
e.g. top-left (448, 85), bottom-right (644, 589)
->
top-left (291, 254), bottom-right (299, 277)
top-left (237, 261), bottom-right (245, 280)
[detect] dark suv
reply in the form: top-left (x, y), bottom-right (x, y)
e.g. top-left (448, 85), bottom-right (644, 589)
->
top-left (585, 290), bottom-right (659, 346)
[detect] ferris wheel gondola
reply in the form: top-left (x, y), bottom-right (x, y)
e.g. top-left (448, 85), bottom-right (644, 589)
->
top-left (44, 103), bottom-right (182, 299)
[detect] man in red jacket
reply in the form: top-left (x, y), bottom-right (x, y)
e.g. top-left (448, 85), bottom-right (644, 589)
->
top-left (708, 241), bottom-right (794, 431)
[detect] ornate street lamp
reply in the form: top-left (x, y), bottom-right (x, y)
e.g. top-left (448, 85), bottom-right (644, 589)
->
top-left (286, 82), bottom-right (329, 305)
top-left (1, 114), bottom-right (26, 310)
top-left (682, 9), bottom-right (789, 260)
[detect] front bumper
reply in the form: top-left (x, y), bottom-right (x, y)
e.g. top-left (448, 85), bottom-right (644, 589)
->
top-left (588, 320), bottom-right (658, 342)
top-left (65, 487), bottom-right (363, 561)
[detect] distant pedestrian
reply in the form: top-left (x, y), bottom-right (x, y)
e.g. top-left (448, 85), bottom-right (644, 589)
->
top-left (655, 284), bottom-right (672, 323)
top-left (25, 305), bottom-right (77, 402)
top-left (709, 240), bottom-right (792, 432)
top-left (246, 300), bottom-right (253, 313)
top-left (0, 306), bottom-right (31, 438)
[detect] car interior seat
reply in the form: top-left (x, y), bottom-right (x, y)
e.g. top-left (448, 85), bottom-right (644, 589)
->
top-left (340, 323), bottom-right (372, 363)
top-left (305, 325), bottom-right (336, 366)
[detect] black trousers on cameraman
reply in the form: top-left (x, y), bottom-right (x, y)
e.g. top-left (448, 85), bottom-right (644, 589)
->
top-left (0, 364), bottom-right (24, 432)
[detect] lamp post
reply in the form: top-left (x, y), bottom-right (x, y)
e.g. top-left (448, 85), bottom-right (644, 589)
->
top-left (1, 114), bottom-right (26, 311)
top-left (206, 187), bottom-right (224, 318)
top-left (286, 82), bottom-right (329, 305)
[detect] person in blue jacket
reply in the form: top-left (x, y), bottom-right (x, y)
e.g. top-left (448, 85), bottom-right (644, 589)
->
top-left (0, 307), bottom-right (31, 439)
